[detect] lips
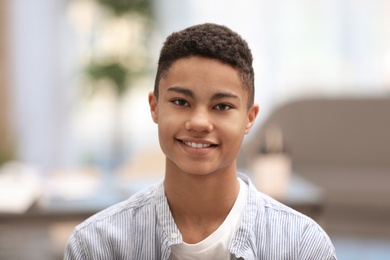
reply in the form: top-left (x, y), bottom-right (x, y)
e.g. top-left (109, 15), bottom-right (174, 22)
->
top-left (183, 141), bottom-right (211, 148)
top-left (179, 139), bottom-right (217, 149)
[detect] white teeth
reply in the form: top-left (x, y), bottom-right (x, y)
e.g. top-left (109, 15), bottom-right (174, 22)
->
top-left (183, 141), bottom-right (212, 148)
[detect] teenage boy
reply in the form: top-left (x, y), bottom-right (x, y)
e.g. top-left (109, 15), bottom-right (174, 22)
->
top-left (64, 23), bottom-right (336, 259)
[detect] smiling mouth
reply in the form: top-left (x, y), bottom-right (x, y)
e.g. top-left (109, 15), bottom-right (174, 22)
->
top-left (180, 140), bottom-right (217, 149)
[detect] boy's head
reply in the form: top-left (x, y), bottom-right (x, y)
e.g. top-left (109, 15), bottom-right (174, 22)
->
top-left (154, 23), bottom-right (255, 109)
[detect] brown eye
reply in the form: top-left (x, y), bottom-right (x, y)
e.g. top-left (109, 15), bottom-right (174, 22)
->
top-left (215, 104), bottom-right (232, 111)
top-left (172, 99), bottom-right (189, 107)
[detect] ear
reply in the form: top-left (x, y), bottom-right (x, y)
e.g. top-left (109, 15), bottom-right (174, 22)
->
top-left (148, 92), bottom-right (158, 123)
top-left (244, 104), bottom-right (259, 134)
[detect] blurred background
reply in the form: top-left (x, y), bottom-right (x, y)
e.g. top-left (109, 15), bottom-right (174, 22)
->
top-left (0, 0), bottom-right (389, 259)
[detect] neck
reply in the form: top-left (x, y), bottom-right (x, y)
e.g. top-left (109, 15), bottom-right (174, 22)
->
top-left (164, 162), bottom-right (240, 243)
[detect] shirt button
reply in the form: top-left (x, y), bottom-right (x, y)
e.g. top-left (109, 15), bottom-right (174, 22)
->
top-left (171, 233), bottom-right (178, 239)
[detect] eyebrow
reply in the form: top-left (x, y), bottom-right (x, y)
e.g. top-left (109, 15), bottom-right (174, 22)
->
top-left (167, 86), bottom-right (240, 101)
top-left (167, 86), bottom-right (193, 98)
top-left (211, 92), bottom-right (240, 101)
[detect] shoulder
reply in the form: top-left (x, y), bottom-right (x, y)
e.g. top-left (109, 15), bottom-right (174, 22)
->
top-left (258, 191), bottom-right (331, 242)
top-left (64, 182), bottom-right (166, 259)
top-left (238, 174), bottom-right (336, 258)
top-left (240, 173), bottom-right (321, 227)
top-left (74, 182), bottom-right (160, 233)
top-left (248, 180), bottom-right (323, 233)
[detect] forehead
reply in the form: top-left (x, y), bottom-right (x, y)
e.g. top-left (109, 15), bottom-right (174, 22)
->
top-left (159, 57), bottom-right (246, 96)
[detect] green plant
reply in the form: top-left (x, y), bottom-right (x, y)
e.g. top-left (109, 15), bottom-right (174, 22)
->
top-left (95, 0), bottom-right (152, 17)
top-left (86, 61), bottom-right (129, 96)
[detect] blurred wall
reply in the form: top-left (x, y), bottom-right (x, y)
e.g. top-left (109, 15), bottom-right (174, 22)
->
top-left (7, 0), bottom-right (77, 172)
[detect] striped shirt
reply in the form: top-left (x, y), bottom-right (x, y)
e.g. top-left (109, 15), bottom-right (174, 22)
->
top-left (64, 174), bottom-right (337, 259)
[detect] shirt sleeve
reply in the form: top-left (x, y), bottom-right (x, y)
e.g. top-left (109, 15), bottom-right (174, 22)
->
top-left (298, 222), bottom-right (337, 260)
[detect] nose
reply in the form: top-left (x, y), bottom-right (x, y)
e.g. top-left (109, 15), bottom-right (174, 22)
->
top-left (185, 108), bottom-right (214, 132)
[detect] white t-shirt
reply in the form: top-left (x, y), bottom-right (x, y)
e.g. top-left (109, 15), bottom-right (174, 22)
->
top-left (170, 179), bottom-right (248, 260)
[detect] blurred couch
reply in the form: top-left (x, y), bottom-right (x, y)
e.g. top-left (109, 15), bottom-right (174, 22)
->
top-left (241, 97), bottom-right (390, 236)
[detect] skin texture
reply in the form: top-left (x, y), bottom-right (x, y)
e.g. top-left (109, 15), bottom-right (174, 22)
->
top-left (149, 56), bottom-right (259, 243)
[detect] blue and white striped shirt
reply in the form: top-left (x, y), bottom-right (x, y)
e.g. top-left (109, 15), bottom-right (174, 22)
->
top-left (64, 174), bottom-right (337, 259)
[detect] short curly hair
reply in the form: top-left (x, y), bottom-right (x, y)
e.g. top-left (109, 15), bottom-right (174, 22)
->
top-left (153, 23), bottom-right (255, 109)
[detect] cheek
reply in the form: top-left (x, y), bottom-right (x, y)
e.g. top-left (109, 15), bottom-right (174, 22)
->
top-left (219, 120), bottom-right (246, 147)
top-left (218, 115), bottom-right (248, 134)
top-left (157, 112), bottom-right (178, 140)
top-left (157, 124), bottom-right (171, 156)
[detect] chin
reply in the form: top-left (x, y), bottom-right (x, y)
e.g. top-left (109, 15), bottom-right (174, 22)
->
top-left (180, 164), bottom-right (229, 177)
top-left (181, 167), bottom-right (213, 176)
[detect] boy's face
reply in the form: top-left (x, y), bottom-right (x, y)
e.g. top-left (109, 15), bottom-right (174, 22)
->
top-left (149, 57), bottom-right (259, 177)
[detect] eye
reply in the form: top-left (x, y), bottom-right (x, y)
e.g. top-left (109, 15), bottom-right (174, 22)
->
top-left (171, 99), bottom-right (189, 107)
top-left (215, 103), bottom-right (232, 111)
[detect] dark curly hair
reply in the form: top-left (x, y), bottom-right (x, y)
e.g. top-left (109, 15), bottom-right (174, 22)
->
top-left (153, 23), bottom-right (255, 109)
